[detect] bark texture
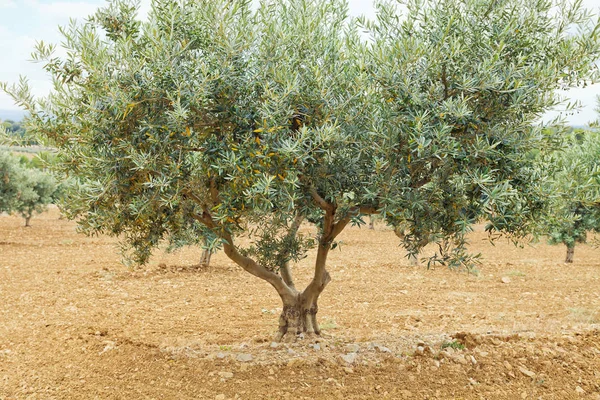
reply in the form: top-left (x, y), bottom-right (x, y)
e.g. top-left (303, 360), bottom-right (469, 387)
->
top-left (565, 245), bottom-right (575, 263)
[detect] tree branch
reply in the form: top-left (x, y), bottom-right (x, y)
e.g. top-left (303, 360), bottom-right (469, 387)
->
top-left (278, 213), bottom-right (304, 291)
top-left (308, 186), bottom-right (333, 211)
top-left (221, 230), bottom-right (295, 303)
top-left (191, 198), bottom-right (295, 303)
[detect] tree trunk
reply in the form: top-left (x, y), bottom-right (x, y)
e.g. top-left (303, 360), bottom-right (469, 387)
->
top-left (275, 201), bottom-right (341, 342)
top-left (407, 253), bottom-right (419, 266)
top-left (565, 245), bottom-right (575, 263)
top-left (24, 216), bottom-right (31, 227)
top-left (276, 270), bottom-right (330, 342)
top-left (191, 186), bottom-right (352, 342)
top-left (368, 216), bottom-right (374, 230)
top-left (199, 248), bottom-right (212, 267)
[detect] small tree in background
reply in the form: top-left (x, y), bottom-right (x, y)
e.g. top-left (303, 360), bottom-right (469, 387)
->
top-left (0, 151), bottom-right (58, 226)
top-left (3, 0), bottom-right (600, 339)
top-left (537, 129), bottom-right (600, 263)
top-left (0, 151), bottom-right (25, 214)
top-left (16, 168), bottom-right (58, 227)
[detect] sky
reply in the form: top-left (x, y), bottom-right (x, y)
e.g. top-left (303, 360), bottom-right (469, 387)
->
top-left (0, 0), bottom-right (599, 125)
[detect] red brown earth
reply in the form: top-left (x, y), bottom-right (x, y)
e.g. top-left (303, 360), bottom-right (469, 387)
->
top-left (1, 207), bottom-right (599, 399)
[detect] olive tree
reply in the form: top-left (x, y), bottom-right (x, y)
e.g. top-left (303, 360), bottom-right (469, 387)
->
top-left (537, 129), bottom-right (600, 263)
top-left (3, 0), bottom-right (600, 340)
top-left (17, 168), bottom-right (58, 227)
top-left (0, 151), bottom-right (58, 226)
top-left (0, 151), bottom-right (24, 214)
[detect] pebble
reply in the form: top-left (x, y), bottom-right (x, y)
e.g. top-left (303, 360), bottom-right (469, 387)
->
top-left (369, 343), bottom-right (392, 353)
top-left (218, 372), bottom-right (234, 379)
top-left (501, 277), bottom-right (511, 284)
top-left (341, 353), bottom-right (357, 364)
top-left (576, 386), bottom-right (585, 395)
top-left (216, 352), bottom-right (226, 359)
top-left (518, 366), bottom-right (535, 378)
top-left (236, 353), bottom-right (253, 362)
top-left (269, 342), bottom-right (279, 349)
top-left (215, 395), bottom-right (226, 400)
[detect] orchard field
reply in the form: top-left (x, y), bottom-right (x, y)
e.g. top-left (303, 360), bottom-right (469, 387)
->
top-left (1, 207), bottom-right (599, 399)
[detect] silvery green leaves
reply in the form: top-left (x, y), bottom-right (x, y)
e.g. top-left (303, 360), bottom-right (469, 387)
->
top-left (357, 0), bottom-right (600, 268)
top-left (535, 128), bottom-right (600, 259)
top-left (3, 0), bottom-right (600, 269)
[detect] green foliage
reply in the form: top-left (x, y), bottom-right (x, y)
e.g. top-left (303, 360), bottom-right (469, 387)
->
top-left (358, 0), bottom-right (600, 265)
top-left (2, 0), bottom-right (600, 268)
top-left (0, 151), bottom-right (25, 213)
top-left (441, 340), bottom-right (465, 350)
top-left (0, 151), bottom-right (59, 225)
top-left (1, 119), bottom-right (36, 145)
top-left (536, 129), bottom-right (600, 250)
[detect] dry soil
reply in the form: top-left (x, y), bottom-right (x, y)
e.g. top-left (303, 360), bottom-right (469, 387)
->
top-left (1, 207), bottom-right (600, 399)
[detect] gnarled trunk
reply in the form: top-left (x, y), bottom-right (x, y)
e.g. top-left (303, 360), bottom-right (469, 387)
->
top-left (276, 240), bottom-right (333, 341)
top-left (276, 287), bottom-right (327, 341)
top-left (565, 244), bottom-right (575, 263)
top-left (190, 186), bottom-right (359, 342)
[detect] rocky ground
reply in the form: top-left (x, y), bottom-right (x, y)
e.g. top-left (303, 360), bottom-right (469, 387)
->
top-left (1, 207), bottom-right (599, 399)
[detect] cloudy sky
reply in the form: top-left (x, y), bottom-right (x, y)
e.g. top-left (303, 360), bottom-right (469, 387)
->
top-left (1, 0), bottom-right (599, 125)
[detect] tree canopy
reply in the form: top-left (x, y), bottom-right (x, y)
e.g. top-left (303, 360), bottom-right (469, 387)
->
top-left (536, 128), bottom-right (600, 262)
top-left (3, 0), bottom-right (600, 339)
top-left (0, 151), bottom-right (59, 226)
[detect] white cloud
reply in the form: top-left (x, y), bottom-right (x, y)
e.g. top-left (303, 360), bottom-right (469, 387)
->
top-left (24, 0), bottom-right (101, 19)
top-left (0, 0), bottom-right (16, 8)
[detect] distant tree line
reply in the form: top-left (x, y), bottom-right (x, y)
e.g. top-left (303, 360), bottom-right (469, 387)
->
top-left (1, 119), bottom-right (36, 145)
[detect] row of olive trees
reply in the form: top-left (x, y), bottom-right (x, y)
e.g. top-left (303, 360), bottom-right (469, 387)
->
top-left (0, 151), bottom-right (59, 226)
top-left (3, 0), bottom-right (600, 339)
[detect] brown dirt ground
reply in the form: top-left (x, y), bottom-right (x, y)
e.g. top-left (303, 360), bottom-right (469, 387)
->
top-left (1, 206), bottom-right (600, 400)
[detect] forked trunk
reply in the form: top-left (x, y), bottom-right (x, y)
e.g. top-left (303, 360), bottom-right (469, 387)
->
top-left (565, 245), bottom-right (575, 263)
top-left (195, 186), bottom-right (352, 342)
top-left (275, 205), bottom-right (339, 341)
top-left (276, 272), bottom-right (331, 341)
top-left (276, 293), bottom-right (323, 342)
